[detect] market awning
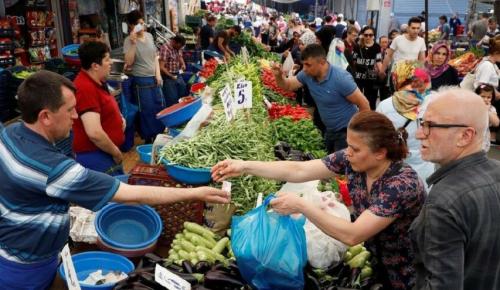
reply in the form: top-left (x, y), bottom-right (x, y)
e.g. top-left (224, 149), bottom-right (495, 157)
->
top-left (271, 0), bottom-right (301, 3)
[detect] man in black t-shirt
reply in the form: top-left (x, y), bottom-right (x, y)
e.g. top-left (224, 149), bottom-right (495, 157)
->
top-left (201, 15), bottom-right (217, 50)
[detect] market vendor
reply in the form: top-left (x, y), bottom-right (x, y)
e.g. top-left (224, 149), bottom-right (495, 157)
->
top-left (212, 110), bottom-right (426, 289)
top-left (0, 70), bottom-right (230, 289)
top-left (72, 41), bottom-right (125, 176)
top-left (271, 44), bottom-right (370, 153)
top-left (124, 10), bottom-right (164, 144)
top-left (159, 35), bottom-right (187, 107)
top-left (207, 25), bottom-right (241, 61)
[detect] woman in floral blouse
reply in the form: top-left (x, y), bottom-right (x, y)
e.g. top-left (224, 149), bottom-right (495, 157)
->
top-left (212, 111), bottom-right (426, 289)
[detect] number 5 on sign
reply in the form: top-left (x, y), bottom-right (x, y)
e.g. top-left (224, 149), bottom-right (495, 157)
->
top-left (234, 80), bottom-right (252, 109)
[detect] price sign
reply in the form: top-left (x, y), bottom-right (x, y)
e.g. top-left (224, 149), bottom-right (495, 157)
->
top-left (220, 84), bottom-right (235, 121)
top-left (234, 80), bottom-right (252, 109)
top-left (155, 264), bottom-right (191, 290)
top-left (61, 244), bottom-right (82, 290)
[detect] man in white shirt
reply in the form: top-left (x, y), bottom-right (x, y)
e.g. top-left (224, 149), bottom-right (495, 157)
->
top-left (381, 17), bottom-right (426, 75)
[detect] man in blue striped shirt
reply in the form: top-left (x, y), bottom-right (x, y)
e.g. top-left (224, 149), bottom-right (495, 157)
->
top-left (0, 70), bottom-right (230, 289)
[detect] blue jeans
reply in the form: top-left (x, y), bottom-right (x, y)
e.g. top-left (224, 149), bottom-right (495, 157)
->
top-left (133, 76), bottom-right (166, 141)
top-left (0, 255), bottom-right (58, 290)
top-left (162, 75), bottom-right (187, 107)
top-left (324, 128), bottom-right (348, 154)
top-left (76, 150), bottom-right (124, 176)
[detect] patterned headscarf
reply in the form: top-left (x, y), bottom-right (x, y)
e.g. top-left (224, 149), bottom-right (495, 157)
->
top-left (425, 41), bottom-right (451, 79)
top-left (391, 60), bottom-right (431, 120)
top-left (300, 30), bottom-right (317, 47)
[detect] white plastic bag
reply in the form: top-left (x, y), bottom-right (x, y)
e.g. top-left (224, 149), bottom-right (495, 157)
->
top-left (277, 181), bottom-right (350, 269)
top-left (163, 103), bottom-right (213, 148)
top-left (69, 206), bottom-right (97, 243)
top-left (282, 52), bottom-right (295, 77)
top-left (327, 39), bottom-right (349, 70)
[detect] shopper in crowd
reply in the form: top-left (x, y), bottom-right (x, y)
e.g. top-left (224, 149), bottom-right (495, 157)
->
top-left (381, 17), bottom-right (426, 75)
top-left (388, 29), bottom-right (400, 43)
top-left (200, 15), bottom-right (216, 50)
top-left (473, 36), bottom-right (500, 91)
top-left (438, 15), bottom-right (451, 40)
top-left (343, 25), bottom-right (359, 64)
top-left (378, 35), bottom-right (392, 100)
top-left (207, 25), bottom-right (241, 61)
top-left (335, 13), bottom-right (346, 38)
top-left (476, 84), bottom-right (500, 144)
top-left (159, 35), bottom-right (187, 107)
top-left (213, 111), bottom-right (426, 290)
top-left (377, 60), bottom-right (434, 188)
top-left (72, 41), bottom-right (125, 176)
top-left (0, 70), bottom-right (230, 289)
top-left (449, 13), bottom-right (462, 36)
top-left (411, 88), bottom-right (500, 290)
top-left (388, 12), bottom-right (400, 36)
top-left (124, 10), bottom-right (164, 144)
top-left (351, 26), bottom-right (383, 110)
top-left (425, 41), bottom-right (459, 90)
top-left (270, 44), bottom-right (369, 152)
top-left (469, 12), bottom-right (489, 45)
top-left (315, 24), bottom-right (336, 53)
top-left (477, 17), bottom-right (500, 52)
top-left (268, 16), bottom-right (279, 47)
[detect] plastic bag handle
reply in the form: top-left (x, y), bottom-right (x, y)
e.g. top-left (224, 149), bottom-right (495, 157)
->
top-left (262, 194), bottom-right (275, 207)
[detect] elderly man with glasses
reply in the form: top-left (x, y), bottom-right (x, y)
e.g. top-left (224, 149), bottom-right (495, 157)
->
top-left (410, 87), bottom-right (500, 290)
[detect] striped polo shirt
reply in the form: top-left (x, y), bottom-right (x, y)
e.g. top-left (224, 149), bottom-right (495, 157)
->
top-left (0, 122), bottom-right (119, 263)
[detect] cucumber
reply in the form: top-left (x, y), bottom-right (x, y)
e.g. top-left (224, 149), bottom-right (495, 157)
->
top-left (184, 222), bottom-right (215, 238)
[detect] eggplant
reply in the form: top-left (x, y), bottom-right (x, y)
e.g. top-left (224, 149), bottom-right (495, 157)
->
top-left (204, 270), bottom-right (245, 289)
top-left (165, 263), bottom-right (184, 273)
top-left (163, 269), bottom-right (199, 285)
top-left (326, 262), bottom-right (344, 277)
top-left (138, 272), bottom-right (165, 290)
top-left (193, 261), bottom-right (212, 274)
top-left (192, 285), bottom-right (211, 290)
top-left (274, 149), bottom-right (288, 160)
top-left (350, 267), bottom-right (361, 287)
top-left (182, 260), bottom-right (194, 274)
top-left (304, 273), bottom-right (321, 290)
top-left (144, 253), bottom-right (164, 263)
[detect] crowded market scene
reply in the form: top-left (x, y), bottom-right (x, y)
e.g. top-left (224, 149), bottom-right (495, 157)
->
top-left (0, 0), bottom-right (500, 289)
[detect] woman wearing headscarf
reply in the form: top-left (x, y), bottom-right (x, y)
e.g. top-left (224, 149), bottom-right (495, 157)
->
top-left (377, 60), bottom-right (434, 189)
top-left (425, 41), bottom-right (459, 90)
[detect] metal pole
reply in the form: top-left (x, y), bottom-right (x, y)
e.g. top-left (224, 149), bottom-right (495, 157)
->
top-left (425, 0), bottom-right (428, 53)
top-left (315, 0), bottom-right (318, 18)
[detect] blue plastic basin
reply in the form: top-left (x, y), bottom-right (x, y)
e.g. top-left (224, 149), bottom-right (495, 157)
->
top-left (58, 251), bottom-right (134, 290)
top-left (136, 144), bottom-right (153, 163)
top-left (162, 158), bottom-right (212, 185)
top-left (95, 204), bottom-right (162, 250)
top-left (156, 97), bottom-right (202, 127)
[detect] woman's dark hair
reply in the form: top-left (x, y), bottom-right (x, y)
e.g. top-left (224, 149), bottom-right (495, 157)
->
top-left (315, 25), bottom-right (335, 52)
top-left (301, 43), bottom-right (326, 61)
top-left (348, 111), bottom-right (409, 162)
top-left (408, 16), bottom-right (423, 26)
top-left (78, 41), bottom-right (110, 70)
top-left (17, 70), bottom-right (76, 124)
top-left (439, 15), bottom-right (447, 22)
top-left (126, 10), bottom-right (143, 26)
top-left (359, 26), bottom-right (376, 48)
top-left (475, 83), bottom-right (495, 99)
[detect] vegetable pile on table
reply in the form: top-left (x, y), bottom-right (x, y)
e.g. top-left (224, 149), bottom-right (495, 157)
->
top-left (271, 117), bottom-right (326, 159)
top-left (268, 103), bottom-right (310, 120)
top-left (199, 58), bottom-right (219, 79)
top-left (448, 52), bottom-right (482, 77)
top-left (304, 244), bottom-right (376, 290)
top-left (261, 68), bottom-right (296, 100)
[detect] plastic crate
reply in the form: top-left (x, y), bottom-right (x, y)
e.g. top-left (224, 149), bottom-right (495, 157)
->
top-left (128, 164), bottom-right (204, 247)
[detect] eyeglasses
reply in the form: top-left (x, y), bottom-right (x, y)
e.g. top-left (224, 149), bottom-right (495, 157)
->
top-left (417, 118), bottom-right (469, 137)
top-left (363, 34), bottom-right (374, 37)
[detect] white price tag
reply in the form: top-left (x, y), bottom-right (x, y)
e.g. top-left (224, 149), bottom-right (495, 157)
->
top-left (220, 84), bottom-right (235, 121)
top-left (155, 264), bottom-right (191, 290)
top-left (61, 244), bottom-right (82, 290)
top-left (234, 80), bottom-right (252, 109)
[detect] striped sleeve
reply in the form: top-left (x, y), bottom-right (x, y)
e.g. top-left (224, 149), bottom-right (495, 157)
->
top-left (46, 160), bottom-right (119, 211)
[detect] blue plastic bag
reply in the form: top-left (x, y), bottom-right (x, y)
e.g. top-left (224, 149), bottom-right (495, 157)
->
top-left (231, 195), bottom-right (308, 290)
